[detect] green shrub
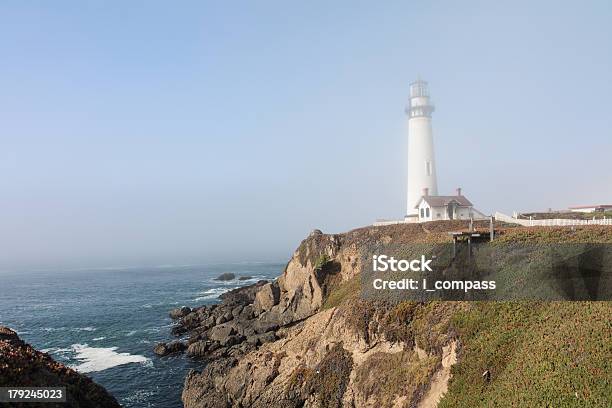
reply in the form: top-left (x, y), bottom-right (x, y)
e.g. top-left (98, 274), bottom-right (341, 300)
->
top-left (321, 275), bottom-right (361, 310)
top-left (313, 253), bottom-right (330, 271)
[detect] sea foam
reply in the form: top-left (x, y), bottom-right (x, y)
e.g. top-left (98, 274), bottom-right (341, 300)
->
top-left (70, 344), bottom-right (149, 373)
top-left (193, 287), bottom-right (235, 301)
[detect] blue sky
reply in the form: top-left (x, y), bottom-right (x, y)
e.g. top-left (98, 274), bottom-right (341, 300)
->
top-left (1, 1), bottom-right (611, 270)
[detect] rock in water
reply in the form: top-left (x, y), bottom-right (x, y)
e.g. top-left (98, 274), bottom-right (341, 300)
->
top-left (153, 343), bottom-right (169, 356)
top-left (215, 272), bottom-right (235, 281)
top-left (154, 340), bottom-right (187, 356)
top-left (169, 306), bottom-right (192, 319)
top-left (0, 326), bottom-right (121, 407)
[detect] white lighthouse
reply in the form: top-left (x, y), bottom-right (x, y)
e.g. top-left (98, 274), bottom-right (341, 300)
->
top-left (373, 79), bottom-right (485, 226)
top-left (406, 79), bottom-right (438, 218)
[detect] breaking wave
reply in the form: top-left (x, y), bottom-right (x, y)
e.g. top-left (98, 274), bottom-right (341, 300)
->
top-left (70, 344), bottom-right (149, 373)
top-left (193, 287), bottom-right (234, 302)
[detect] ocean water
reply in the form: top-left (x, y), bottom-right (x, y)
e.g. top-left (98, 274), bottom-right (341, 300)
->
top-left (0, 262), bottom-right (283, 407)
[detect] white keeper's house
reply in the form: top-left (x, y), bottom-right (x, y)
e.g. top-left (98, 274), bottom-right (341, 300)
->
top-left (415, 187), bottom-right (483, 222)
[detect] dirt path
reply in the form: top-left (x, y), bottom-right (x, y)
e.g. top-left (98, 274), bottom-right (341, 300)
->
top-left (417, 341), bottom-right (457, 408)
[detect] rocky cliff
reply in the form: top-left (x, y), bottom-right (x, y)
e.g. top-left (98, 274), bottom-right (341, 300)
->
top-left (0, 326), bottom-right (120, 408)
top-left (160, 222), bottom-right (612, 408)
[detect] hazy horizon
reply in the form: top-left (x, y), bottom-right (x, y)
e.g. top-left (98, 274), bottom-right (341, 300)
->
top-left (2, 1), bottom-right (611, 271)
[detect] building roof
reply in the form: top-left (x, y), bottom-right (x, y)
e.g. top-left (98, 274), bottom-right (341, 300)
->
top-left (568, 204), bottom-right (612, 209)
top-left (415, 195), bottom-right (473, 209)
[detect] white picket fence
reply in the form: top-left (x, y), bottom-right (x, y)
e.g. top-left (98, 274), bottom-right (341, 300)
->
top-left (373, 220), bottom-right (406, 226)
top-left (373, 218), bottom-right (422, 226)
top-left (374, 213), bottom-right (612, 227)
top-left (494, 212), bottom-right (612, 227)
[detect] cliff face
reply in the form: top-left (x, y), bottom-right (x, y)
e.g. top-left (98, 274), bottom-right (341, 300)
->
top-left (171, 222), bottom-right (612, 408)
top-left (172, 221), bottom-right (470, 407)
top-left (0, 326), bottom-right (120, 408)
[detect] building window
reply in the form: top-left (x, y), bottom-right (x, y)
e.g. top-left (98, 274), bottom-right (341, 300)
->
top-left (426, 208), bottom-right (430, 218)
top-left (420, 208), bottom-right (425, 218)
top-left (426, 161), bottom-right (431, 176)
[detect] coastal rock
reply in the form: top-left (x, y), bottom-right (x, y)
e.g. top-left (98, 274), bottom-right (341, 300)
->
top-left (159, 229), bottom-right (347, 367)
top-left (239, 276), bottom-right (253, 280)
top-left (219, 280), bottom-right (268, 305)
top-left (171, 325), bottom-right (188, 336)
top-left (154, 340), bottom-right (187, 356)
top-left (215, 312), bottom-right (233, 325)
top-left (215, 272), bottom-right (235, 281)
top-left (204, 315), bottom-right (216, 329)
top-left (207, 341), bottom-right (221, 353)
top-left (0, 326), bottom-right (120, 407)
top-left (272, 231), bottom-right (342, 323)
top-left (253, 282), bottom-right (280, 314)
top-left (0, 326), bottom-right (19, 342)
top-left (209, 324), bottom-right (236, 342)
top-left (167, 340), bottom-right (187, 353)
top-left (153, 343), bottom-right (168, 356)
top-left (231, 305), bottom-right (244, 318)
top-left (246, 332), bottom-right (276, 346)
top-left (220, 334), bottom-right (245, 347)
top-left (252, 319), bottom-right (279, 335)
top-left (169, 306), bottom-right (192, 319)
top-left (187, 340), bottom-right (211, 358)
top-left (240, 304), bottom-right (255, 320)
top-left (309, 228), bottom-right (323, 237)
top-left (181, 311), bottom-right (206, 331)
top-left (257, 331), bottom-right (277, 344)
top-left (241, 325), bottom-right (256, 338)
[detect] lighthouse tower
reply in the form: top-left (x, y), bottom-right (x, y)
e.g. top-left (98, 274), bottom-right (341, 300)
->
top-left (406, 79), bottom-right (438, 217)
